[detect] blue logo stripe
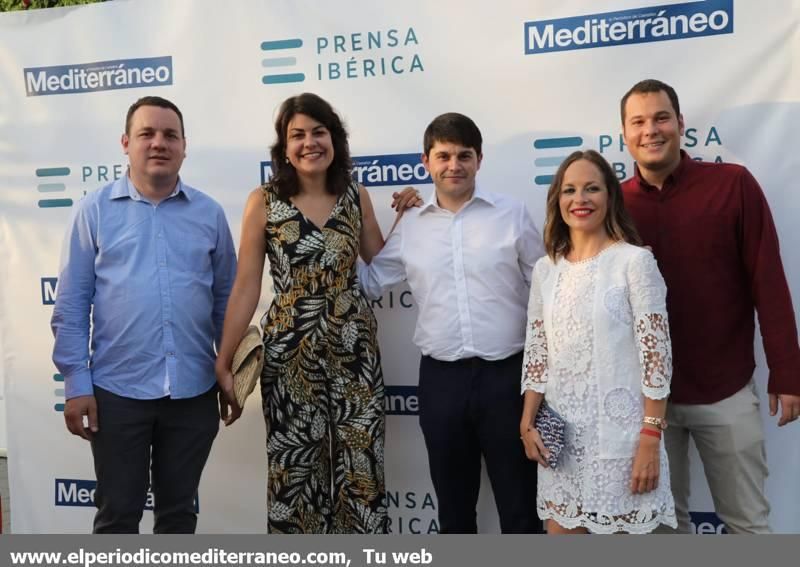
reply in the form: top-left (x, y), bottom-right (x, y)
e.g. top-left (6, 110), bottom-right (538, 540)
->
top-left (535, 175), bottom-right (555, 186)
top-left (53, 374), bottom-right (64, 382)
top-left (534, 137), bottom-right (583, 149)
top-left (37, 183), bottom-right (66, 193)
top-left (262, 57), bottom-right (298, 68)
top-left (262, 73), bottom-right (306, 84)
top-left (261, 39), bottom-right (303, 50)
top-left (534, 156), bottom-right (567, 167)
top-left (38, 198), bottom-right (73, 208)
top-left (54, 403), bottom-right (65, 412)
top-left (36, 167), bottom-right (70, 177)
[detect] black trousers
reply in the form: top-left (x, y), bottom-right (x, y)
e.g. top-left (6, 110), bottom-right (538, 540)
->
top-left (418, 353), bottom-right (542, 534)
top-left (90, 385), bottom-right (219, 533)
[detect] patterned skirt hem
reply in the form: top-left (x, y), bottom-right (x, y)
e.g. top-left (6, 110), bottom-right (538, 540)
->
top-left (538, 506), bottom-right (678, 535)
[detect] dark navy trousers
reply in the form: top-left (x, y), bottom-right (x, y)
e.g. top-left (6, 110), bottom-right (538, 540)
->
top-left (418, 353), bottom-right (542, 534)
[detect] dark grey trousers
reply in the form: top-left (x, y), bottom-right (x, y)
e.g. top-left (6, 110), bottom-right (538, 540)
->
top-left (90, 385), bottom-right (219, 533)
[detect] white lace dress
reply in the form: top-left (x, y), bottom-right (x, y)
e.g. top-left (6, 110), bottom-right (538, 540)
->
top-left (522, 243), bottom-right (677, 534)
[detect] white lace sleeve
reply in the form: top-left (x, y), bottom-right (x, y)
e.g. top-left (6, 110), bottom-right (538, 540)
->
top-left (628, 250), bottom-right (672, 400)
top-left (522, 261), bottom-right (548, 394)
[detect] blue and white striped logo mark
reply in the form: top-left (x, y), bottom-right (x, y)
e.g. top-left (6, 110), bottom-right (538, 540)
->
top-left (53, 373), bottom-right (64, 412)
top-left (261, 38), bottom-right (305, 85)
top-left (36, 167), bottom-right (73, 208)
top-left (533, 136), bottom-right (584, 186)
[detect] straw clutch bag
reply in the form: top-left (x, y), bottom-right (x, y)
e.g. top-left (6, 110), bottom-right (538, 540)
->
top-left (232, 325), bottom-right (264, 408)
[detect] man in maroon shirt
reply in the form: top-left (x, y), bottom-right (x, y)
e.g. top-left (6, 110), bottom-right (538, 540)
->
top-left (619, 79), bottom-right (800, 533)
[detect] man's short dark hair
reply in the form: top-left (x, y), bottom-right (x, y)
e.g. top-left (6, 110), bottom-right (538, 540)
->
top-left (125, 96), bottom-right (185, 137)
top-left (620, 79), bottom-right (681, 123)
top-left (423, 113), bottom-right (482, 156)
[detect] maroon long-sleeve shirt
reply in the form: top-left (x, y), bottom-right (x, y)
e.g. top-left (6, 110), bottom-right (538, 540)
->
top-left (622, 151), bottom-right (800, 404)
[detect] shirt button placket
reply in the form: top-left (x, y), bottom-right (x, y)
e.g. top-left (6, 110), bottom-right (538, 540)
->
top-left (154, 207), bottom-right (174, 395)
top-left (451, 213), bottom-right (473, 356)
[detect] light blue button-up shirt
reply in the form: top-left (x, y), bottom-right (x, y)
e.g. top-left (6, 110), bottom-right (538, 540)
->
top-left (51, 175), bottom-right (237, 400)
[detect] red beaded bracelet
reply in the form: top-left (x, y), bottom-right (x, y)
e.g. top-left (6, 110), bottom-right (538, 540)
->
top-left (640, 428), bottom-right (661, 439)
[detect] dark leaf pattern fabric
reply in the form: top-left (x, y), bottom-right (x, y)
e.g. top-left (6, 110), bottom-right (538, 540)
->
top-left (259, 182), bottom-right (387, 534)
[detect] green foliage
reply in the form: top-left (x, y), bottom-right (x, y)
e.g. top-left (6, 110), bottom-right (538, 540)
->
top-left (0, 0), bottom-right (106, 12)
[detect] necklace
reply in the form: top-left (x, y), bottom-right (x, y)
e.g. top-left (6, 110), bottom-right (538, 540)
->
top-left (564, 240), bottom-right (622, 265)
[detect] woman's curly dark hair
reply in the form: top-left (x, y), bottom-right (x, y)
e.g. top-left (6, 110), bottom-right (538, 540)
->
top-left (269, 93), bottom-right (352, 199)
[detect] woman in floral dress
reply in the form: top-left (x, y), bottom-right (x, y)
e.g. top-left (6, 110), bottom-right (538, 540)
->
top-left (520, 150), bottom-right (677, 534)
top-left (215, 93), bottom-right (403, 533)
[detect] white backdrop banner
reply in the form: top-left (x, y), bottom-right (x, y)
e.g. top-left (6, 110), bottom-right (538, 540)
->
top-left (1, 0), bottom-right (798, 534)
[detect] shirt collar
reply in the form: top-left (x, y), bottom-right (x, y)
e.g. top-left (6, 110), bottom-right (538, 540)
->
top-left (633, 149), bottom-right (692, 192)
top-left (110, 174), bottom-right (190, 202)
top-left (420, 184), bottom-right (496, 214)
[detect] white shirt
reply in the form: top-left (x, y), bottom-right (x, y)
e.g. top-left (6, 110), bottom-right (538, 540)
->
top-left (358, 187), bottom-right (544, 361)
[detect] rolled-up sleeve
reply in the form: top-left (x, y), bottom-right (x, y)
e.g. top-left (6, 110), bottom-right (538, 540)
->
top-left (211, 206), bottom-right (237, 349)
top-left (51, 199), bottom-right (97, 399)
top-left (356, 221), bottom-right (406, 300)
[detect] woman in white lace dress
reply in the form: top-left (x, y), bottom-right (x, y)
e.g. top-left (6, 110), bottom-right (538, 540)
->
top-left (519, 150), bottom-right (677, 534)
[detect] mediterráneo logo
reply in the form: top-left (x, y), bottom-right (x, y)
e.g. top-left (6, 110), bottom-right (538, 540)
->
top-left (55, 479), bottom-right (99, 508)
top-left (41, 277), bottom-right (58, 305)
top-left (25, 56), bottom-right (173, 97)
top-left (524, 0), bottom-right (733, 54)
top-left (690, 511), bottom-right (728, 534)
top-left (55, 478), bottom-right (198, 511)
top-left (385, 385), bottom-right (418, 416)
top-left (350, 154), bottom-right (430, 187)
top-left (260, 153), bottom-right (431, 187)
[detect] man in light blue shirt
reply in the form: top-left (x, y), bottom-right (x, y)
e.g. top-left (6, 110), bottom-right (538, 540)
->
top-left (51, 96), bottom-right (236, 533)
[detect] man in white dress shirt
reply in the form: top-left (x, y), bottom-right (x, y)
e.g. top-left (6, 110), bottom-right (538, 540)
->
top-left (358, 113), bottom-right (545, 533)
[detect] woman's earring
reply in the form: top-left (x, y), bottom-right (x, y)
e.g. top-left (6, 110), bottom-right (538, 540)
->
top-left (285, 157), bottom-right (290, 164)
